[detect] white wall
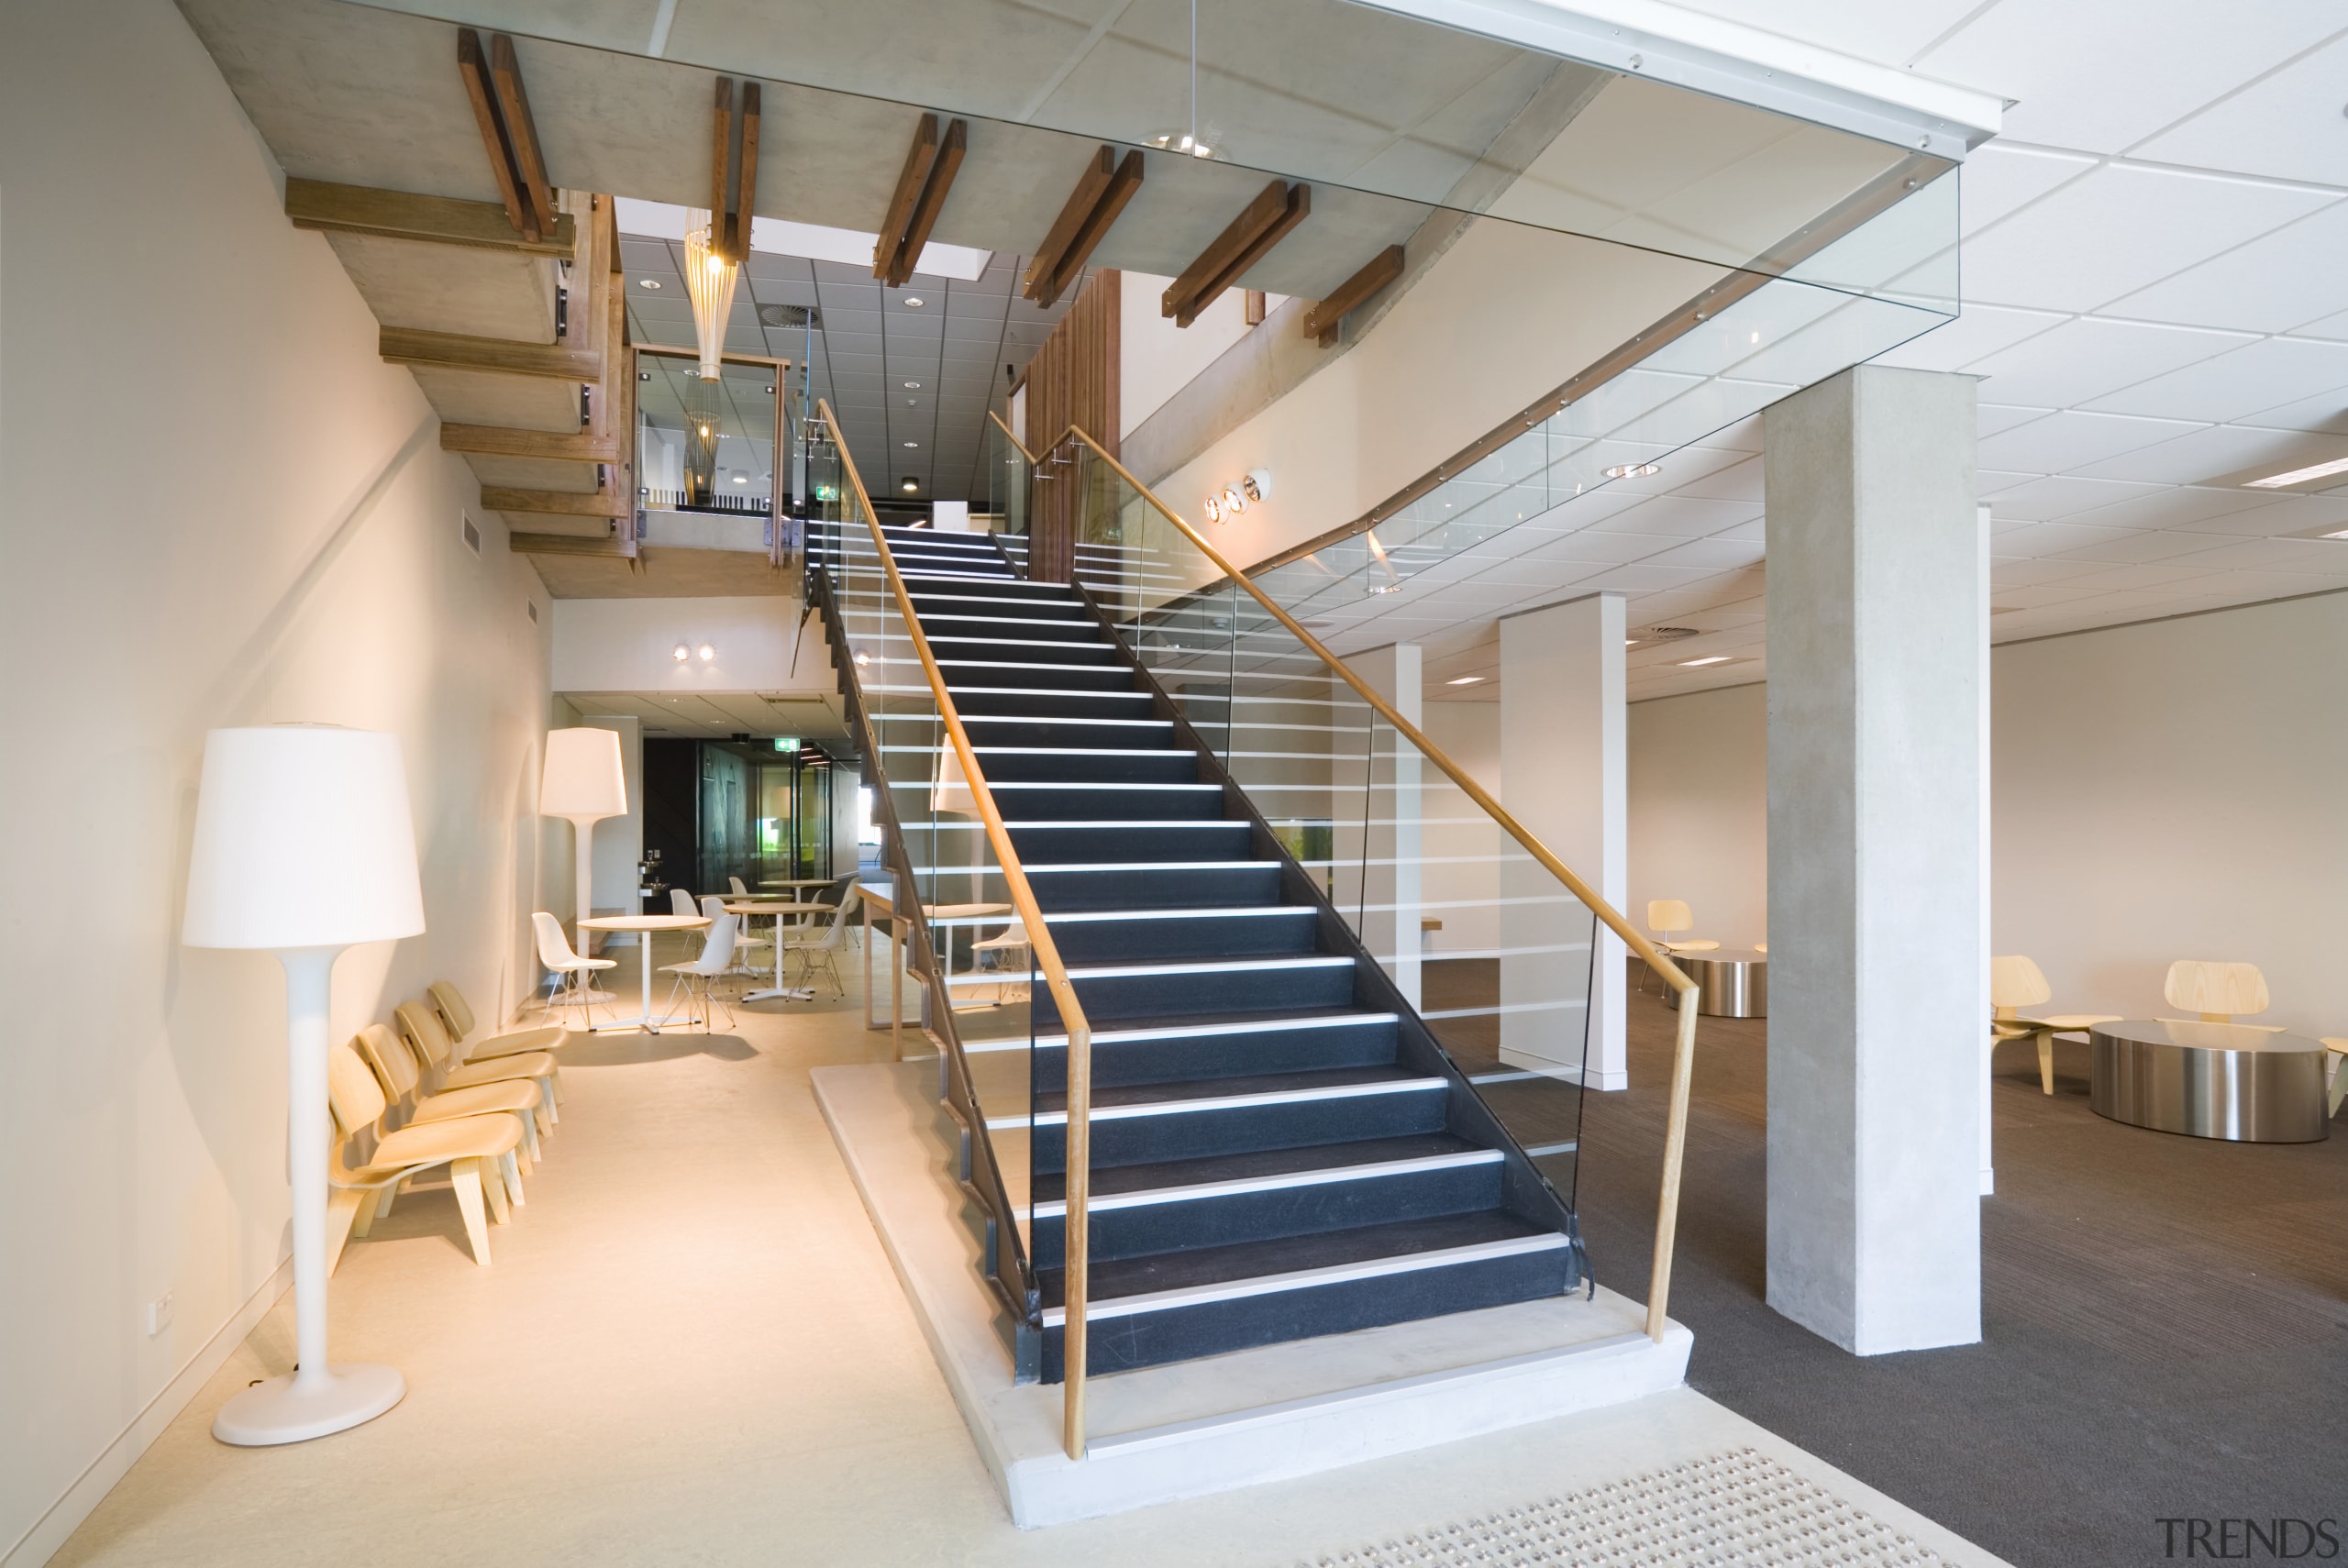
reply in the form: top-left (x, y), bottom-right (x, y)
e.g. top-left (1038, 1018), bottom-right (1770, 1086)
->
top-left (1992, 592), bottom-right (2348, 1036)
top-left (1627, 682), bottom-right (1770, 950)
top-left (0, 4), bottom-right (554, 1561)
top-left (1619, 592), bottom-right (2348, 1033)
top-left (1118, 271), bottom-right (1273, 441)
top-left (1420, 701), bottom-right (1501, 955)
top-left (551, 595), bottom-right (803, 693)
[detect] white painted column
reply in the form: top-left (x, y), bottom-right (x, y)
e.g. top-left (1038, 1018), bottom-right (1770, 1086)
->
top-left (1350, 644), bottom-right (1423, 1009)
top-left (1499, 592), bottom-right (1627, 1091)
top-left (1977, 500), bottom-right (1996, 1198)
top-left (1764, 365), bottom-right (1983, 1355)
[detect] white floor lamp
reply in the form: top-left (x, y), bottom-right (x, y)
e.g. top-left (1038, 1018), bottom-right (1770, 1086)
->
top-left (540, 726), bottom-right (627, 944)
top-left (183, 724), bottom-right (426, 1445)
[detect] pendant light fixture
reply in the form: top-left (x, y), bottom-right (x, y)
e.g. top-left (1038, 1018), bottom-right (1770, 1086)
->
top-left (683, 206), bottom-right (738, 382)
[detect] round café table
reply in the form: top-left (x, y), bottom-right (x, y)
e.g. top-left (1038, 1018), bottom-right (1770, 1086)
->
top-left (577, 913), bottom-right (708, 1033)
top-left (724, 900), bottom-right (821, 1003)
top-left (1679, 948), bottom-right (1767, 1018)
top-left (2089, 1019), bottom-right (2331, 1143)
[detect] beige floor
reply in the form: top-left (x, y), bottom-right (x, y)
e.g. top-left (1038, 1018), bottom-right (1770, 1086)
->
top-left (52, 938), bottom-right (2000, 1567)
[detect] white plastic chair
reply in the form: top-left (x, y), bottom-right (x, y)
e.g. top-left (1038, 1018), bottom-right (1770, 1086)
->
top-left (533, 911), bottom-right (615, 1025)
top-left (661, 913), bottom-right (740, 1030)
top-left (729, 876), bottom-right (751, 897)
top-left (782, 883), bottom-right (862, 998)
top-left (702, 893), bottom-right (771, 976)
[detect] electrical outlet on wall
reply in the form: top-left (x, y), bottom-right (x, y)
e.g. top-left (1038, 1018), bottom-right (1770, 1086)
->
top-left (145, 1291), bottom-right (173, 1338)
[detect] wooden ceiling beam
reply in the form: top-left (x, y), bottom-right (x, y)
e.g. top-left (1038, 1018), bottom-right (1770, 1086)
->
top-left (284, 180), bottom-right (575, 256)
top-left (1162, 180), bottom-right (1310, 328)
top-left (1302, 244), bottom-right (1405, 347)
top-left (1023, 146), bottom-right (1144, 309)
top-left (457, 28), bottom-right (555, 243)
top-left (873, 114), bottom-right (968, 288)
top-left (482, 487), bottom-right (630, 520)
top-left (381, 326), bottom-right (601, 380)
top-left (489, 35), bottom-right (556, 241)
top-left (440, 425), bottom-right (618, 461)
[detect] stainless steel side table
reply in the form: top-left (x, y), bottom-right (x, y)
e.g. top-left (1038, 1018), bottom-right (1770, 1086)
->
top-left (1681, 949), bottom-right (1767, 1019)
top-left (2088, 1020), bottom-right (2331, 1143)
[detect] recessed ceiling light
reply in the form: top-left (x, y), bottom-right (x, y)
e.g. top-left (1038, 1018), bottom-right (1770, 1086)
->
top-left (1677, 655), bottom-right (1733, 667)
top-left (903, 296), bottom-right (924, 307)
top-left (901, 477), bottom-right (920, 491)
top-left (637, 278), bottom-right (662, 290)
top-left (1445, 675), bottom-right (1484, 686)
top-left (732, 474), bottom-right (749, 483)
top-left (903, 381), bottom-right (922, 389)
top-left (2243, 455), bottom-right (2348, 489)
top-left (1603, 462), bottom-right (1662, 480)
top-left (903, 440), bottom-right (920, 448)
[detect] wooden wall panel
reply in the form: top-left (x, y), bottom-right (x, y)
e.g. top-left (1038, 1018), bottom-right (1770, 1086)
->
top-left (1021, 271), bottom-right (1118, 581)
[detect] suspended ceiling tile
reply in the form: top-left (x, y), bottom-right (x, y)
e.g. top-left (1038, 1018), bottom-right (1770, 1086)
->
top-left (1966, 317), bottom-right (2254, 410)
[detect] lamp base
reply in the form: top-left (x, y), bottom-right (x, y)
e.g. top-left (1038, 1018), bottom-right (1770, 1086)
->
top-left (211, 1363), bottom-right (405, 1446)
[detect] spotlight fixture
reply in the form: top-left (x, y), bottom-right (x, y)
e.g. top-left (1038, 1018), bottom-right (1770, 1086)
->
top-left (1603, 463), bottom-right (1662, 480)
top-left (697, 644), bottom-right (715, 661)
top-left (1445, 676), bottom-right (1484, 686)
top-left (2244, 455), bottom-right (2348, 489)
top-left (637, 278), bottom-right (662, 290)
top-left (1203, 493), bottom-right (1223, 525)
top-left (1202, 469), bottom-right (1270, 525)
top-left (1148, 131), bottom-right (1214, 159)
top-left (672, 643), bottom-right (691, 661)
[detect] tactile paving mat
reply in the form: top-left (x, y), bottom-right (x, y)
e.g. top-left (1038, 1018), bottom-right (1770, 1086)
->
top-left (1298, 1448), bottom-right (1951, 1566)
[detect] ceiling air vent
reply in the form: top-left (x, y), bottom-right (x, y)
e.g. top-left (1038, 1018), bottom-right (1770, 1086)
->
top-left (460, 511), bottom-right (482, 557)
top-left (759, 304), bottom-right (820, 329)
top-left (1627, 625), bottom-right (1698, 646)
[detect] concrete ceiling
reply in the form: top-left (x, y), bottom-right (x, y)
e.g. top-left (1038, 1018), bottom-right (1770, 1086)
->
top-left (1285, 0), bottom-right (2348, 705)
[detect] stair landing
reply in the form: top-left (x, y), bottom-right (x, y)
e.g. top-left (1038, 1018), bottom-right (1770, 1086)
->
top-left (814, 1060), bottom-right (1691, 1528)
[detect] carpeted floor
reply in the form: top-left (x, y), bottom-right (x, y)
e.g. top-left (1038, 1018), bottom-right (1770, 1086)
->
top-left (1556, 965), bottom-right (2348, 1568)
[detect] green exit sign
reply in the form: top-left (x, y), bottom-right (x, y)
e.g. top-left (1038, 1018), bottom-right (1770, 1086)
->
top-left (773, 736), bottom-right (800, 753)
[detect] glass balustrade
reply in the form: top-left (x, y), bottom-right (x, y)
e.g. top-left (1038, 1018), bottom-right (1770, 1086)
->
top-left (1068, 440), bottom-right (1605, 1206)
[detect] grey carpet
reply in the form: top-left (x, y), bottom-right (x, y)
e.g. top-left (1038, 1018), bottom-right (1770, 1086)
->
top-left (1552, 964), bottom-right (2348, 1568)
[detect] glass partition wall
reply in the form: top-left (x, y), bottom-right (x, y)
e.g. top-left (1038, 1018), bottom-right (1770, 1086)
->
top-left (637, 346), bottom-right (802, 561)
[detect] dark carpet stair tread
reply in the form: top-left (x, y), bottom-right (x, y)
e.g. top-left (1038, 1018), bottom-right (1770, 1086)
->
top-left (1036, 1210), bottom-right (1554, 1309)
top-left (1029, 1131), bottom-right (1488, 1204)
top-left (1036, 1063), bottom-right (1431, 1116)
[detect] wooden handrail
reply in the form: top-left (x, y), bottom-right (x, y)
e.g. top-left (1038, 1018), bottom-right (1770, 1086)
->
top-left (1043, 422), bottom-right (1703, 1344)
top-left (816, 402), bottom-right (1098, 1455)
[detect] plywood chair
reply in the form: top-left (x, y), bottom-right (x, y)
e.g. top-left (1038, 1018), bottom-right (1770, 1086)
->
top-left (395, 1001), bottom-right (562, 1127)
top-left (426, 980), bottom-right (570, 1066)
top-left (326, 1033), bottom-right (521, 1272)
top-left (1642, 900), bottom-right (1718, 992)
top-left (2320, 1039), bottom-right (2347, 1118)
top-left (353, 1022), bottom-right (545, 1169)
top-left (2161, 960), bottom-right (2282, 1029)
top-left (1989, 955), bottom-right (2121, 1095)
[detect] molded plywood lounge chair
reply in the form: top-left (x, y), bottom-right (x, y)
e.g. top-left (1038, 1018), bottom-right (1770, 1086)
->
top-left (395, 1001), bottom-right (561, 1124)
top-left (426, 980), bottom-right (570, 1065)
top-left (1641, 899), bottom-right (1718, 991)
top-left (2321, 1039), bottom-right (2347, 1118)
top-left (2160, 959), bottom-right (2284, 1030)
top-left (1989, 955), bottom-right (2121, 1096)
top-left (326, 1034), bottom-right (521, 1271)
top-left (353, 1022), bottom-right (545, 1169)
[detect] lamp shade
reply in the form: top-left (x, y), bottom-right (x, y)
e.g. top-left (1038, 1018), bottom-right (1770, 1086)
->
top-left (540, 727), bottom-right (627, 818)
top-left (183, 726), bottom-right (426, 951)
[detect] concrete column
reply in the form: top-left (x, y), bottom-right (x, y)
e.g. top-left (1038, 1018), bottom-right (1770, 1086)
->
top-left (1764, 364), bottom-right (1982, 1355)
top-left (1499, 592), bottom-right (1627, 1091)
top-left (1350, 643), bottom-right (1423, 1009)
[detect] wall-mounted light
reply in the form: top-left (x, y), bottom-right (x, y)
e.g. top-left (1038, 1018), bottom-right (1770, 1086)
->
top-left (697, 644), bottom-right (715, 661)
top-left (853, 651), bottom-right (871, 667)
top-left (1202, 469), bottom-right (1271, 525)
top-left (673, 643), bottom-right (692, 661)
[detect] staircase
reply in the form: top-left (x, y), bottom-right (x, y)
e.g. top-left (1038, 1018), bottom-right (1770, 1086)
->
top-left (847, 524), bottom-right (1581, 1383)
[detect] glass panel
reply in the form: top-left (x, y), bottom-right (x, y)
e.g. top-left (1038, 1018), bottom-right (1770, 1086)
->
top-left (814, 434), bottom-right (1046, 1275)
top-left (1070, 445), bottom-right (1600, 1209)
top-left (637, 352), bottom-right (778, 517)
top-left (986, 415), bottom-right (1033, 579)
